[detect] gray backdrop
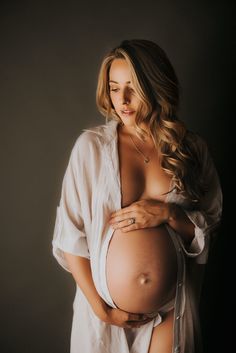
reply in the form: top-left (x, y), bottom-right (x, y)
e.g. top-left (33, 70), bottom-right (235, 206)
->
top-left (0, 1), bottom-right (233, 352)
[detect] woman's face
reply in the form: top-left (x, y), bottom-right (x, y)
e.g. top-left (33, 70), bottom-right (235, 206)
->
top-left (108, 59), bottom-right (142, 127)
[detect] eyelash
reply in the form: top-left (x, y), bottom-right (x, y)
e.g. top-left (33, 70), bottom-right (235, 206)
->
top-left (109, 88), bottom-right (135, 93)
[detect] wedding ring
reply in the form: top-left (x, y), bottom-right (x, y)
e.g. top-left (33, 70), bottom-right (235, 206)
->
top-left (129, 218), bottom-right (135, 224)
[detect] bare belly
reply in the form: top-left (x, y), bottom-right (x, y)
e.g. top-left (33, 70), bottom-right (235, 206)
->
top-left (106, 225), bottom-right (178, 314)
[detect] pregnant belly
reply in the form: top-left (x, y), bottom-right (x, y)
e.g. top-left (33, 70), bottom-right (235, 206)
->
top-left (106, 225), bottom-right (178, 314)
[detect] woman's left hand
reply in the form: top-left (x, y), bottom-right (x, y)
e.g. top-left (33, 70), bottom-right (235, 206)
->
top-left (109, 199), bottom-right (170, 232)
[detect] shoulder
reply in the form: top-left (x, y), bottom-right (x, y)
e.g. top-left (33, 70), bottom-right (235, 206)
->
top-left (73, 119), bottom-right (117, 151)
top-left (71, 124), bottom-right (105, 154)
top-left (70, 119), bottom-right (118, 162)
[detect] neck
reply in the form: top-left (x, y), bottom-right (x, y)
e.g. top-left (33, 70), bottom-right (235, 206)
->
top-left (119, 122), bottom-right (151, 140)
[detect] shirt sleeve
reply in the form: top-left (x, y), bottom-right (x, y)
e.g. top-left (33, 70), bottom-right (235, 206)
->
top-left (181, 136), bottom-right (223, 264)
top-left (52, 134), bottom-right (92, 272)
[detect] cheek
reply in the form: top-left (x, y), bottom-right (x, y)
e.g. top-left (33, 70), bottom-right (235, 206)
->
top-left (130, 94), bottom-right (140, 107)
top-left (133, 99), bottom-right (141, 112)
top-left (110, 95), bottom-right (118, 108)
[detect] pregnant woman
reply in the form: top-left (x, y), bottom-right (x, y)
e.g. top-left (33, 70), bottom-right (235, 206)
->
top-left (52, 39), bottom-right (222, 353)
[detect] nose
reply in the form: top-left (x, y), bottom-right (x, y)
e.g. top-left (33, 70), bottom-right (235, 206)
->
top-left (121, 88), bottom-right (131, 105)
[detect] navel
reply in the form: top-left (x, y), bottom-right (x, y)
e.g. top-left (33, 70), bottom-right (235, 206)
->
top-left (138, 273), bottom-right (151, 285)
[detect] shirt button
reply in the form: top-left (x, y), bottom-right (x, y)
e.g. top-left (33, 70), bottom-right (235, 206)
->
top-left (176, 315), bottom-right (181, 320)
top-left (178, 282), bottom-right (182, 287)
top-left (174, 346), bottom-right (180, 352)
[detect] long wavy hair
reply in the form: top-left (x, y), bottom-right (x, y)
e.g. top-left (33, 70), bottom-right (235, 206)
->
top-left (96, 39), bottom-right (207, 203)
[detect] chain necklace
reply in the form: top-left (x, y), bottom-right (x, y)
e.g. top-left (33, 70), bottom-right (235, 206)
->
top-left (129, 134), bottom-right (153, 163)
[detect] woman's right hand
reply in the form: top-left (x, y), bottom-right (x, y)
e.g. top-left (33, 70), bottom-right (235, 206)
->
top-left (97, 302), bottom-right (153, 328)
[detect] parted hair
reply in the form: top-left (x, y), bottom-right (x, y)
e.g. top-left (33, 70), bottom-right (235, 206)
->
top-left (96, 39), bottom-right (207, 203)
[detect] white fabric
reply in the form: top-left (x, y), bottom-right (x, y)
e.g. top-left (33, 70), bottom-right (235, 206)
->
top-left (52, 119), bottom-right (222, 353)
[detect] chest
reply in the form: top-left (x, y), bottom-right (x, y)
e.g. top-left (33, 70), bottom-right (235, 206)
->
top-left (118, 139), bottom-right (172, 207)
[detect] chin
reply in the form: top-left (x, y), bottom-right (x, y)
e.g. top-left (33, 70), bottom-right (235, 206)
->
top-left (119, 117), bottom-right (136, 127)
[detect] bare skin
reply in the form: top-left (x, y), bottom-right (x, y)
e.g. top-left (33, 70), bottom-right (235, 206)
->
top-left (106, 124), bottom-right (178, 314)
top-left (109, 59), bottom-right (194, 245)
top-left (63, 59), bottom-right (195, 349)
top-left (63, 253), bottom-right (153, 329)
top-left (107, 59), bottom-right (194, 350)
top-left (148, 309), bottom-right (174, 353)
top-left (106, 226), bottom-right (177, 314)
top-left (105, 122), bottom-right (177, 350)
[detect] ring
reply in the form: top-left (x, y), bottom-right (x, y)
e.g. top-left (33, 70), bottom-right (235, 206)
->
top-left (129, 218), bottom-right (135, 224)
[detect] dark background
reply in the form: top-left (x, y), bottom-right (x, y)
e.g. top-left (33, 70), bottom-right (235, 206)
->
top-left (0, 1), bottom-right (233, 352)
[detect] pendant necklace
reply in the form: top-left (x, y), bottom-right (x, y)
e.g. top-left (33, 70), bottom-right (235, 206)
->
top-left (129, 134), bottom-right (153, 164)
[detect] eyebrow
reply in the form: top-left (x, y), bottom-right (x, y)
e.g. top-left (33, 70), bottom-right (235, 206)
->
top-left (109, 80), bottom-right (131, 84)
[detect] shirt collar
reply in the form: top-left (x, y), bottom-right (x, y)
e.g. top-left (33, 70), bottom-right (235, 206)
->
top-left (82, 119), bottom-right (119, 146)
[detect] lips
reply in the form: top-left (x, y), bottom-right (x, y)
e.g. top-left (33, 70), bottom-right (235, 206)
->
top-left (121, 110), bottom-right (135, 115)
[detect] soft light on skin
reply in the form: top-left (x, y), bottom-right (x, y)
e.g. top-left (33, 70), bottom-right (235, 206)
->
top-left (109, 59), bottom-right (148, 134)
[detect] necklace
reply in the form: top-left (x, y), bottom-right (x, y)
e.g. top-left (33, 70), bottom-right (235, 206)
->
top-left (129, 134), bottom-right (153, 163)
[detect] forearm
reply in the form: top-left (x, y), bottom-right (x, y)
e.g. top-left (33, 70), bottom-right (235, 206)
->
top-left (63, 252), bottom-right (108, 320)
top-left (166, 203), bottom-right (195, 245)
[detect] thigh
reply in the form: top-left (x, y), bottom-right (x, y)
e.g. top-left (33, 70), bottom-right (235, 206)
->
top-left (148, 309), bottom-right (174, 353)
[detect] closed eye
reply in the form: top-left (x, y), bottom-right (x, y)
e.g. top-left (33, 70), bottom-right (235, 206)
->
top-left (110, 87), bottom-right (135, 93)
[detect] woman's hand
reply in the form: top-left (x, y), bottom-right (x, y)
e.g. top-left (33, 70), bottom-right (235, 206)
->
top-left (98, 303), bottom-right (154, 328)
top-left (109, 199), bottom-right (170, 232)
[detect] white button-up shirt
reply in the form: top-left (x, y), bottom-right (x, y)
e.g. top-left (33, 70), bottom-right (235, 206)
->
top-left (52, 119), bottom-right (222, 353)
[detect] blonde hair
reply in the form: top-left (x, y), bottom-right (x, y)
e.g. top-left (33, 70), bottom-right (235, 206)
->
top-left (96, 39), bottom-right (206, 203)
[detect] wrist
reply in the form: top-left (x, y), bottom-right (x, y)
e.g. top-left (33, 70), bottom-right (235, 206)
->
top-left (92, 298), bottom-right (111, 322)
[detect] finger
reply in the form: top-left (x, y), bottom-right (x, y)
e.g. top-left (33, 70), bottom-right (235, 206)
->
top-left (110, 211), bottom-right (134, 224)
top-left (126, 318), bottom-right (153, 328)
top-left (128, 313), bottom-right (148, 321)
top-left (110, 207), bottom-right (132, 218)
top-left (109, 216), bottom-right (136, 229)
top-left (121, 223), bottom-right (139, 232)
top-left (109, 215), bottom-right (132, 225)
top-left (110, 203), bottom-right (139, 218)
top-left (111, 200), bottom-right (148, 220)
